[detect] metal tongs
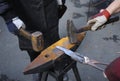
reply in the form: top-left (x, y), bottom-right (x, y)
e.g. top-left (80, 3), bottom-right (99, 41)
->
top-left (56, 46), bottom-right (108, 71)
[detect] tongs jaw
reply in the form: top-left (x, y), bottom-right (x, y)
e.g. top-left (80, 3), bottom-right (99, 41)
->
top-left (84, 57), bottom-right (108, 71)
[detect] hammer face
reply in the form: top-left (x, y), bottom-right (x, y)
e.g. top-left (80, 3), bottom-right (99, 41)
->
top-left (31, 31), bottom-right (44, 52)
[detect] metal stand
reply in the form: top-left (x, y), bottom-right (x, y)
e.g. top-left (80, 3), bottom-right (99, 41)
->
top-left (40, 56), bottom-right (81, 81)
top-left (23, 30), bottom-right (86, 81)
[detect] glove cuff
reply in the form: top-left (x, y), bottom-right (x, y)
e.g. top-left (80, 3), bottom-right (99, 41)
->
top-left (92, 9), bottom-right (111, 19)
top-left (101, 9), bottom-right (111, 19)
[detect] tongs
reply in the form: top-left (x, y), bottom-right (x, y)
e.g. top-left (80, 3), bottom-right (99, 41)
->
top-left (56, 46), bottom-right (108, 71)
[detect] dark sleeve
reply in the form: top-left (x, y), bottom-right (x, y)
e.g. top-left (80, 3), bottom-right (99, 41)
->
top-left (62, 0), bottom-right (66, 5)
top-left (0, 0), bottom-right (17, 22)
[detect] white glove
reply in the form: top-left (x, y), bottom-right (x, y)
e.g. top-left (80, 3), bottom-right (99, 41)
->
top-left (57, 0), bottom-right (62, 5)
top-left (7, 17), bottom-right (25, 35)
top-left (12, 17), bottom-right (26, 29)
top-left (87, 9), bottom-right (111, 31)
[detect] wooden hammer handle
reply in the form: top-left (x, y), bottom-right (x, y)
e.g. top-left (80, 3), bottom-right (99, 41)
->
top-left (19, 28), bottom-right (31, 40)
top-left (77, 16), bottom-right (119, 33)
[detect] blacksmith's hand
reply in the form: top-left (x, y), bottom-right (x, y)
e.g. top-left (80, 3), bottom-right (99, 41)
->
top-left (6, 17), bottom-right (25, 35)
top-left (87, 9), bottom-right (111, 31)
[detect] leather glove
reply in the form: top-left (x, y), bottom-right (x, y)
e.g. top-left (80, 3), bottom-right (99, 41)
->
top-left (6, 17), bottom-right (25, 35)
top-left (87, 9), bottom-right (111, 31)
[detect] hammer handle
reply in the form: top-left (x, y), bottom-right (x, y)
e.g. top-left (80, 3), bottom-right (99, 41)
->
top-left (77, 16), bottom-right (119, 33)
top-left (19, 28), bottom-right (31, 40)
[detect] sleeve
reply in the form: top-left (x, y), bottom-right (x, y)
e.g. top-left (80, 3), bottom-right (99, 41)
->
top-left (62, 0), bottom-right (66, 5)
top-left (0, 0), bottom-right (17, 22)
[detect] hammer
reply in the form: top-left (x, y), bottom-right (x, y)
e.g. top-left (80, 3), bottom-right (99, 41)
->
top-left (67, 16), bottom-right (119, 44)
top-left (67, 20), bottom-right (78, 44)
top-left (19, 28), bottom-right (44, 52)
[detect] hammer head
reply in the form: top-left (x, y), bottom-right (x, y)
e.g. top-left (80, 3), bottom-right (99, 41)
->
top-left (31, 31), bottom-right (44, 52)
top-left (67, 20), bottom-right (77, 43)
top-left (19, 28), bottom-right (44, 52)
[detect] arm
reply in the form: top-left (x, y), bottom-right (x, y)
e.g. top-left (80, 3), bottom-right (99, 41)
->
top-left (0, 0), bottom-right (25, 35)
top-left (0, 0), bottom-right (9, 14)
top-left (87, 0), bottom-right (120, 31)
top-left (0, 0), bottom-right (16, 22)
top-left (106, 0), bottom-right (120, 15)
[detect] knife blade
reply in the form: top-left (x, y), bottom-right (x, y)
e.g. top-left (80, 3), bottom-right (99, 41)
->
top-left (56, 46), bottom-right (84, 62)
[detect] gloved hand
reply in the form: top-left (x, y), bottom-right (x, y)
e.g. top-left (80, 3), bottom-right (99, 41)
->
top-left (87, 9), bottom-right (111, 31)
top-left (6, 17), bottom-right (25, 35)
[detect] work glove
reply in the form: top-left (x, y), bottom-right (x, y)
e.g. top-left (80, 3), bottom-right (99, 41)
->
top-left (104, 57), bottom-right (120, 81)
top-left (87, 9), bottom-right (111, 31)
top-left (6, 17), bottom-right (25, 35)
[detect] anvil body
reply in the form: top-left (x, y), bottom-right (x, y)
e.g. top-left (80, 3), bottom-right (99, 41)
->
top-left (23, 32), bottom-right (86, 74)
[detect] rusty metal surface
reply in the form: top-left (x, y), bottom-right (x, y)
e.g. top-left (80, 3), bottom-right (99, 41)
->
top-left (23, 32), bottom-right (86, 74)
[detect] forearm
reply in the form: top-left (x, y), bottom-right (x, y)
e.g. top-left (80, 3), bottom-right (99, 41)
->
top-left (0, 0), bottom-right (17, 22)
top-left (106, 0), bottom-right (120, 15)
top-left (113, 7), bottom-right (120, 13)
top-left (87, 0), bottom-right (120, 31)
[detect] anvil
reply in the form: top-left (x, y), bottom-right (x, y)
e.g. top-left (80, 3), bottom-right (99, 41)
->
top-left (23, 32), bottom-right (86, 74)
